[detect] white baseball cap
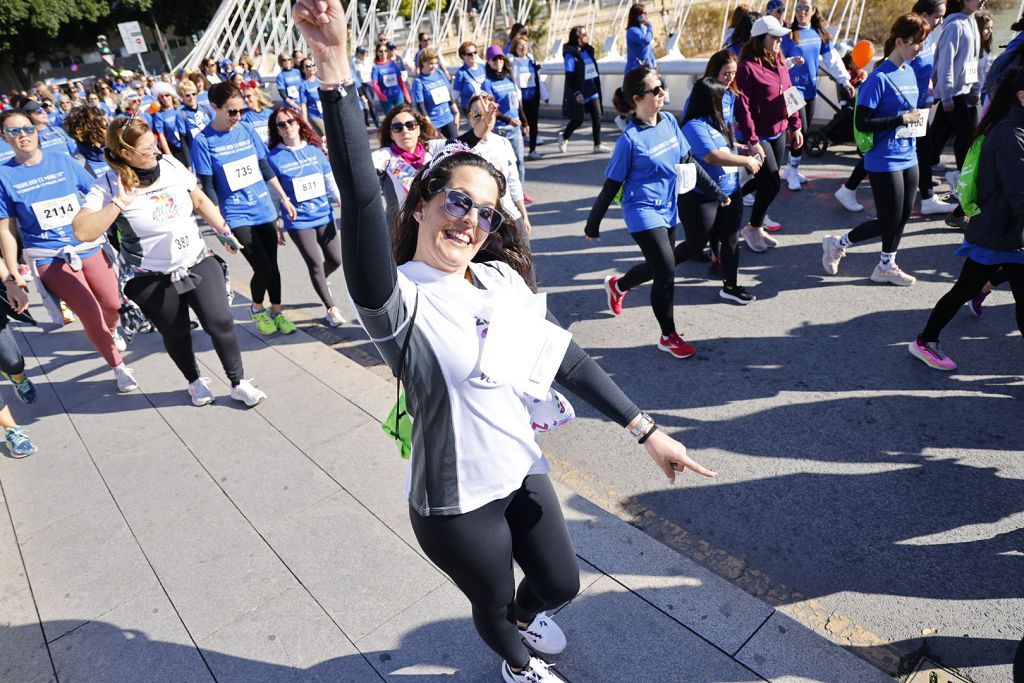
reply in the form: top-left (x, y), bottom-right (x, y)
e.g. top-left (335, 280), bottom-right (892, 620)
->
top-left (751, 15), bottom-right (790, 38)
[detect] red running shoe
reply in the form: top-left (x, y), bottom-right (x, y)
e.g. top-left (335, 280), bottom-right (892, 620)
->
top-left (658, 332), bottom-right (696, 359)
top-left (604, 275), bottom-right (625, 315)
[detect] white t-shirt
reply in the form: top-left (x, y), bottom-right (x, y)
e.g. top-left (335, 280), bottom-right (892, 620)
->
top-left (471, 135), bottom-right (523, 220)
top-left (84, 156), bottom-right (207, 273)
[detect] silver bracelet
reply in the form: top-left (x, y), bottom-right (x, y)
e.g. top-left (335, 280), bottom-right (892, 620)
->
top-left (629, 412), bottom-right (656, 443)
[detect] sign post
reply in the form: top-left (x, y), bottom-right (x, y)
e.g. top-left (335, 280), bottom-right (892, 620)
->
top-left (117, 21), bottom-right (149, 76)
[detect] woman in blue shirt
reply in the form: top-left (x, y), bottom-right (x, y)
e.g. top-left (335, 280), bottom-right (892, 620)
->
top-left (584, 66), bottom-right (727, 359)
top-left (510, 36), bottom-right (544, 162)
top-left (191, 82), bottom-right (298, 336)
top-left (412, 49), bottom-right (459, 138)
top-left (242, 84), bottom-right (275, 146)
top-left (63, 105), bottom-right (111, 178)
top-left (452, 41), bottom-right (486, 114)
top-left (821, 15), bottom-right (930, 287)
top-left (151, 83), bottom-right (188, 167)
top-left (624, 4), bottom-right (656, 72)
top-left (681, 77), bottom-right (764, 304)
top-left (298, 58), bottom-right (325, 136)
top-left (275, 53), bottom-right (303, 110)
top-left (482, 45), bottom-right (528, 188)
top-left (267, 107), bottom-right (345, 327)
top-left (175, 79), bottom-right (213, 162)
top-left (371, 44), bottom-right (410, 113)
top-left (559, 26), bottom-right (606, 154)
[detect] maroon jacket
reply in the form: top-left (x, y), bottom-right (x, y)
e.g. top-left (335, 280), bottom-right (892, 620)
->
top-left (735, 53), bottom-right (802, 145)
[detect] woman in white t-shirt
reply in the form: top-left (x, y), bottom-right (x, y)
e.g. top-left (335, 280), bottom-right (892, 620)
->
top-left (466, 93), bottom-right (531, 240)
top-left (72, 115), bottom-right (268, 408)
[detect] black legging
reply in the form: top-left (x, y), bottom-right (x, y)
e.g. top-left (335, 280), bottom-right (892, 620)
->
top-left (920, 259), bottom-right (1024, 343)
top-left (790, 99), bottom-right (817, 160)
top-left (523, 94), bottom-right (540, 152)
top-left (358, 83), bottom-right (380, 127)
top-left (750, 134), bottom-right (786, 227)
top-left (845, 129), bottom-right (934, 199)
top-left (929, 95), bottom-right (978, 171)
top-left (847, 166), bottom-right (919, 252)
top-left (617, 226), bottom-right (678, 337)
top-left (408, 474), bottom-right (580, 669)
top-left (124, 255), bottom-right (244, 385)
top-left (437, 121), bottom-right (458, 139)
top-left (562, 98), bottom-right (601, 145)
top-left (231, 221), bottom-right (281, 306)
top-left (678, 189), bottom-right (744, 287)
top-left (287, 222), bottom-right (342, 308)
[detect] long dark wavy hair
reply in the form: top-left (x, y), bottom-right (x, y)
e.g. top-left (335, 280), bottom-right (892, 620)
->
top-left (392, 151), bottom-right (534, 286)
top-left (682, 77), bottom-right (734, 148)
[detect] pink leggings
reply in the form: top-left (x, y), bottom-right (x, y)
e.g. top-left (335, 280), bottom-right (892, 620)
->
top-left (37, 251), bottom-right (123, 368)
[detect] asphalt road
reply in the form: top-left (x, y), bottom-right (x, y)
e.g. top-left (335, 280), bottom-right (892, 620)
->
top-left (218, 118), bottom-right (1023, 683)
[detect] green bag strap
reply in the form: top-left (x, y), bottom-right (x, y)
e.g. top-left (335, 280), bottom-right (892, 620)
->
top-left (393, 288), bottom-right (420, 437)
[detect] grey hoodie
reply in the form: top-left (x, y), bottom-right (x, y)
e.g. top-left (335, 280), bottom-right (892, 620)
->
top-left (933, 12), bottom-right (981, 107)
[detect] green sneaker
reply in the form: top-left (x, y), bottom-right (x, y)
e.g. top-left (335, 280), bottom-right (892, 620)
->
top-left (250, 308), bottom-right (276, 335)
top-left (274, 313), bottom-right (296, 335)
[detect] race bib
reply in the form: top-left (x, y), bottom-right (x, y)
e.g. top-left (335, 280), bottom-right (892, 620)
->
top-left (584, 61), bottom-right (598, 81)
top-left (190, 127), bottom-right (201, 140)
top-left (783, 86), bottom-right (806, 117)
top-left (675, 163), bottom-right (697, 195)
top-left (223, 154), bottom-right (260, 192)
top-left (429, 85), bottom-right (451, 105)
top-left (293, 172), bottom-right (326, 202)
top-left (718, 147), bottom-right (739, 175)
top-left (170, 231), bottom-right (194, 260)
top-left (255, 126), bottom-right (270, 144)
top-left (286, 85), bottom-right (300, 99)
top-left (517, 70), bottom-right (536, 89)
top-left (965, 59), bottom-right (978, 85)
top-left (896, 109), bottom-right (928, 139)
top-left (33, 194), bottom-right (80, 232)
top-left (508, 90), bottom-right (520, 110)
top-left (383, 73), bottom-right (398, 88)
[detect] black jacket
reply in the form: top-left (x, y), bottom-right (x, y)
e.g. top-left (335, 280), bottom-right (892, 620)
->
top-left (965, 106), bottom-right (1024, 253)
top-left (562, 43), bottom-right (602, 118)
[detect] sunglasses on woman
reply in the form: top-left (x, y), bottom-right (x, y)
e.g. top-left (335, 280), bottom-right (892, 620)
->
top-left (3, 126), bottom-right (35, 138)
top-left (431, 188), bottom-right (503, 233)
top-left (642, 83), bottom-right (665, 97)
top-left (390, 120), bottom-right (419, 132)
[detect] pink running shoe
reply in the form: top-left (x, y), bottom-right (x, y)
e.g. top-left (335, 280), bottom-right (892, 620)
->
top-left (968, 291), bottom-right (989, 317)
top-left (658, 332), bottom-right (696, 359)
top-left (908, 339), bottom-right (957, 371)
top-left (604, 275), bottom-right (625, 315)
top-left (523, 194), bottom-right (535, 204)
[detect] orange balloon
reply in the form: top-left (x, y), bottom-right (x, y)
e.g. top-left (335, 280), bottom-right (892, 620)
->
top-left (851, 40), bottom-right (875, 70)
top-left (148, 101), bottom-right (161, 115)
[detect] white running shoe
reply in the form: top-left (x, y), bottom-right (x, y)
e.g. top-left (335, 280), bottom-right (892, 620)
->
top-left (762, 215), bottom-right (781, 231)
top-left (188, 377), bottom-right (215, 406)
top-left (821, 236), bottom-right (846, 275)
top-left (230, 379), bottom-right (267, 407)
top-left (112, 330), bottom-right (127, 352)
top-left (114, 365), bottom-right (138, 393)
top-left (786, 169), bottom-right (802, 191)
top-left (921, 195), bottom-right (956, 215)
top-left (501, 657), bottom-right (565, 683)
top-left (325, 306), bottom-right (346, 327)
top-left (520, 613), bottom-right (567, 655)
top-left (557, 132), bottom-right (568, 154)
top-left (761, 230), bottom-right (778, 248)
top-left (741, 224), bottom-right (769, 253)
top-left (870, 263), bottom-right (916, 286)
top-left (834, 186), bottom-right (864, 212)
top-left (593, 143), bottom-right (610, 153)
top-left (526, 151), bottom-right (544, 161)
top-left (742, 193), bottom-right (755, 207)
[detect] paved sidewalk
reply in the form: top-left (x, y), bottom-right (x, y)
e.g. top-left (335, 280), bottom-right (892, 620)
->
top-left (0, 290), bottom-right (896, 683)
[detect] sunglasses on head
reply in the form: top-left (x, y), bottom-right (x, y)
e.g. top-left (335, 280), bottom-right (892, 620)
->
top-left (390, 120), bottom-right (419, 132)
top-left (431, 188), bottom-right (503, 233)
top-left (3, 126), bottom-right (35, 138)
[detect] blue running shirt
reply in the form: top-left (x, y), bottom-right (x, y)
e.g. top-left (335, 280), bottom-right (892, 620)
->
top-left (190, 121), bottom-right (277, 228)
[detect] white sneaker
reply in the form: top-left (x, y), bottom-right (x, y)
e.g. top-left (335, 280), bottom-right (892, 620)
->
top-left (761, 230), bottom-right (778, 248)
top-left (325, 306), bottom-right (346, 327)
top-left (870, 263), bottom-right (916, 286)
top-left (921, 195), bottom-right (956, 215)
top-left (835, 186), bottom-right (864, 212)
top-left (114, 365), bottom-right (138, 393)
top-left (743, 193), bottom-right (755, 206)
top-left (230, 379), bottom-right (267, 407)
top-left (762, 215), bottom-right (781, 231)
top-left (821, 236), bottom-right (846, 275)
top-left (945, 170), bottom-right (959, 191)
top-left (786, 168), bottom-right (802, 191)
top-left (187, 377), bottom-right (215, 406)
top-left (112, 330), bottom-right (127, 352)
top-left (520, 613), bottom-right (567, 655)
top-left (741, 224), bottom-right (769, 253)
top-left (501, 657), bottom-right (564, 683)
top-left (593, 143), bottom-right (610, 153)
top-left (557, 132), bottom-right (568, 154)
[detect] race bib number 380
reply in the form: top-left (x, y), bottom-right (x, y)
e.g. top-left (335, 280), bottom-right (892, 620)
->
top-left (223, 154), bottom-right (260, 192)
top-left (33, 194), bottom-right (81, 231)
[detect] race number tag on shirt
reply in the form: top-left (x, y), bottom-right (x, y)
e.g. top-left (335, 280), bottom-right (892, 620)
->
top-left (255, 126), bottom-right (270, 144)
top-left (783, 86), bottom-right (806, 117)
top-left (584, 61), bottom-right (598, 81)
top-left (383, 73), bottom-right (398, 88)
top-left (517, 71), bottom-right (536, 89)
top-left (718, 148), bottom-right (739, 175)
top-left (675, 163), bottom-right (697, 195)
top-left (223, 154), bottom-right (260, 192)
top-left (190, 127), bottom-right (202, 140)
top-left (286, 85), bottom-right (300, 99)
top-left (33, 194), bottom-right (81, 231)
top-left (965, 59), bottom-right (979, 84)
top-left (429, 85), bottom-right (451, 104)
top-left (293, 173), bottom-right (326, 202)
top-left (896, 109), bottom-right (928, 139)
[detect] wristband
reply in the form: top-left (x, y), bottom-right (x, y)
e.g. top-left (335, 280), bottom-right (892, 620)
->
top-left (629, 412), bottom-right (656, 443)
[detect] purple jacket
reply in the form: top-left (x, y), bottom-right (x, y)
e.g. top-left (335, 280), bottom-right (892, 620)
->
top-left (735, 53), bottom-right (802, 144)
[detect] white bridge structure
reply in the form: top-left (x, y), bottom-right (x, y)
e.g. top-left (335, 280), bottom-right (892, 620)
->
top-left (176, 0), bottom-right (867, 114)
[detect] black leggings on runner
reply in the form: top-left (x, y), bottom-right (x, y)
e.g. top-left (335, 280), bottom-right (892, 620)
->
top-left (124, 255), bottom-right (244, 385)
top-left (409, 474), bottom-right (580, 669)
top-left (920, 260), bottom-right (1024, 342)
top-left (750, 134), bottom-right (786, 227)
top-left (846, 104), bottom-right (937, 198)
top-left (617, 226), bottom-right (678, 337)
top-left (790, 99), bottom-right (817, 160)
top-left (563, 99), bottom-right (602, 145)
top-left (678, 189), bottom-right (744, 287)
top-left (287, 222), bottom-right (342, 308)
top-left (523, 94), bottom-right (540, 152)
top-left (847, 166), bottom-right (919, 252)
top-left (231, 221), bottom-right (281, 306)
top-left (929, 95), bottom-right (978, 171)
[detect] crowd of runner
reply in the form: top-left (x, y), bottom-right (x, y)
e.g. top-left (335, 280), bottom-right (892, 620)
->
top-left (0, 0), bottom-right (1022, 677)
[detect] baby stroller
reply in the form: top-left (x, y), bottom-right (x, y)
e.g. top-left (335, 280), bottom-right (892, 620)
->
top-left (804, 90), bottom-right (854, 157)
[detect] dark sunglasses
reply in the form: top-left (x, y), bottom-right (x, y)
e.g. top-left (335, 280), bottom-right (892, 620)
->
top-left (463, 51), bottom-right (478, 57)
top-left (432, 188), bottom-right (503, 233)
top-left (225, 108), bottom-right (244, 116)
top-left (642, 83), bottom-right (666, 97)
top-left (276, 118), bottom-right (298, 129)
top-left (303, 63), bottom-right (316, 68)
top-left (390, 120), bottom-right (419, 132)
top-left (3, 126), bottom-right (35, 138)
